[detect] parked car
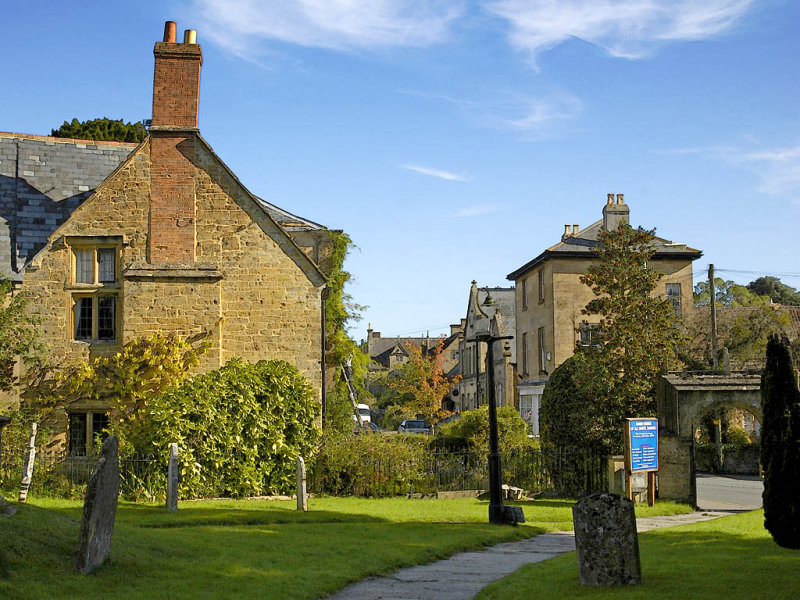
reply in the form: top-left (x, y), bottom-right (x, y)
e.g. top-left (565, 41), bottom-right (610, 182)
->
top-left (398, 419), bottom-right (431, 434)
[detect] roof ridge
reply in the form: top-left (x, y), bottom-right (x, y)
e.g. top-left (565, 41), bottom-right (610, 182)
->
top-left (0, 131), bottom-right (139, 147)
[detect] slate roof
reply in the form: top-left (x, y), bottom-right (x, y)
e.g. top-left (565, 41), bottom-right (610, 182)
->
top-left (507, 217), bottom-right (702, 281)
top-left (0, 131), bottom-right (329, 282)
top-left (661, 371), bottom-right (762, 392)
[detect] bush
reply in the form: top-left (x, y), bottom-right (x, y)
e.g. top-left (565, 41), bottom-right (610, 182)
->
top-left (311, 432), bottom-right (429, 496)
top-left (435, 406), bottom-right (536, 453)
top-left (110, 357), bottom-right (321, 499)
top-left (724, 426), bottom-right (752, 450)
top-left (761, 335), bottom-right (800, 548)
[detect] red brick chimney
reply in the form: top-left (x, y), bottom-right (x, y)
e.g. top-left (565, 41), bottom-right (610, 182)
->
top-left (149, 21), bottom-right (202, 264)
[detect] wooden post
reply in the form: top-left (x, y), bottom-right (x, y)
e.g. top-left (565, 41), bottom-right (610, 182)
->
top-left (647, 472), bottom-right (656, 506)
top-left (166, 443), bottom-right (179, 512)
top-left (297, 457), bottom-right (308, 512)
top-left (19, 423), bottom-right (37, 503)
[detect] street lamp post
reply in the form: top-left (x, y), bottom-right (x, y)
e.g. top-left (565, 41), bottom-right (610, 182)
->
top-left (472, 311), bottom-right (522, 525)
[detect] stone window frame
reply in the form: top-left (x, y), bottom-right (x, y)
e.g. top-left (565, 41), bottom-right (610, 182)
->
top-left (538, 326), bottom-right (546, 373)
top-left (67, 410), bottom-right (110, 457)
top-left (521, 277), bottom-right (528, 310)
top-left (666, 282), bottom-right (682, 315)
top-left (538, 270), bottom-right (545, 304)
top-left (66, 236), bottom-right (123, 344)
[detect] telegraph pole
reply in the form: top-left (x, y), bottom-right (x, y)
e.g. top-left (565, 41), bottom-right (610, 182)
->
top-left (709, 264), bottom-right (718, 370)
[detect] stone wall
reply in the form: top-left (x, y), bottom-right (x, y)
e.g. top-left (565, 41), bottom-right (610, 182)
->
top-left (22, 137), bottom-right (324, 449)
top-left (657, 434), bottom-right (695, 505)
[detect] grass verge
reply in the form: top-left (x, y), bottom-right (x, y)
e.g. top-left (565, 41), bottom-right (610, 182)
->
top-left (0, 496), bottom-right (691, 600)
top-left (477, 510), bottom-right (800, 600)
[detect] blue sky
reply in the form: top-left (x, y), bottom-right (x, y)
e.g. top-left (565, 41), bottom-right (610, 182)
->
top-left (3, 1), bottom-right (799, 341)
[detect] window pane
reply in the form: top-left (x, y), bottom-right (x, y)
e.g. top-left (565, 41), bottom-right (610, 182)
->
top-left (74, 298), bottom-right (92, 340)
top-left (97, 296), bottom-right (116, 340)
top-left (92, 412), bottom-right (109, 444)
top-left (75, 249), bottom-right (93, 283)
top-left (98, 249), bottom-right (116, 283)
top-left (68, 413), bottom-right (87, 457)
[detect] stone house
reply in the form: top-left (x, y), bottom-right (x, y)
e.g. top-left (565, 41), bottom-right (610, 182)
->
top-left (455, 281), bottom-right (516, 412)
top-left (0, 22), bottom-right (335, 454)
top-left (506, 194), bottom-right (701, 435)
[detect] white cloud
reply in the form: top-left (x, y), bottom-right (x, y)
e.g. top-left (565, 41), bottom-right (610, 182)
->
top-left (406, 90), bottom-right (584, 140)
top-left (456, 204), bottom-right (500, 217)
top-left (483, 0), bottom-right (755, 62)
top-left (662, 141), bottom-right (800, 196)
top-left (189, 0), bottom-right (464, 58)
top-left (401, 164), bottom-right (469, 181)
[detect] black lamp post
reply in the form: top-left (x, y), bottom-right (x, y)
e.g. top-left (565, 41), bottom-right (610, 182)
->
top-left (471, 309), bottom-right (522, 525)
top-left (0, 415), bottom-right (10, 472)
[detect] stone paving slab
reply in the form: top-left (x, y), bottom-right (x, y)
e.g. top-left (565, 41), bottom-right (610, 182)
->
top-left (324, 512), bottom-right (729, 600)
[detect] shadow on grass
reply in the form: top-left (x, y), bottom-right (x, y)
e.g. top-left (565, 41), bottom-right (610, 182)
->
top-left (1, 500), bottom-right (540, 600)
top-left (478, 511), bottom-right (800, 600)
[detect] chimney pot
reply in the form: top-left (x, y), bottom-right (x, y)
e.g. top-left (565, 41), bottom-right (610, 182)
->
top-left (616, 193), bottom-right (624, 205)
top-left (607, 193), bottom-right (614, 205)
top-left (563, 224), bottom-right (571, 238)
top-left (184, 29), bottom-right (197, 44)
top-left (573, 224), bottom-right (579, 234)
top-left (163, 21), bottom-right (177, 43)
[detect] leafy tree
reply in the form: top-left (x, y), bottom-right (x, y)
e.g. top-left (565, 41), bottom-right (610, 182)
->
top-left (386, 339), bottom-right (458, 430)
top-left (322, 232), bottom-right (371, 433)
top-left (51, 117), bottom-right (147, 143)
top-left (748, 276), bottom-right (800, 306)
top-left (0, 278), bottom-right (45, 392)
top-left (694, 278), bottom-right (770, 308)
top-left (761, 335), bottom-right (800, 548)
top-left (572, 224), bottom-right (682, 453)
top-left (27, 333), bottom-right (210, 444)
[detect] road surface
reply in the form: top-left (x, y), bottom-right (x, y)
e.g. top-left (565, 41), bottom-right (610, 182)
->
top-left (696, 473), bottom-right (763, 511)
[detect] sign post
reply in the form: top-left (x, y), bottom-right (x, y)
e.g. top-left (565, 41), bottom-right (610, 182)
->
top-left (624, 418), bottom-right (659, 506)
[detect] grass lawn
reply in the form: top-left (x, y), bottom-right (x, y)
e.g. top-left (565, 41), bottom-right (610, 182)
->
top-left (477, 510), bottom-right (800, 600)
top-left (0, 495), bottom-right (689, 600)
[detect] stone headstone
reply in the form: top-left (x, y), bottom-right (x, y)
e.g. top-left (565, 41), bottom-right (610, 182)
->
top-left (297, 456), bottom-right (308, 512)
top-left (572, 492), bottom-right (641, 586)
top-left (75, 436), bottom-right (120, 574)
top-left (18, 423), bottom-right (37, 503)
top-left (166, 443), bottom-right (179, 512)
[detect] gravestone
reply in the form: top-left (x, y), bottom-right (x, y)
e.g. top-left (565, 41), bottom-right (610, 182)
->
top-left (75, 436), bottom-right (120, 574)
top-left (166, 443), bottom-right (178, 512)
top-left (572, 492), bottom-right (641, 586)
top-left (297, 456), bottom-right (308, 512)
top-left (18, 423), bottom-right (37, 503)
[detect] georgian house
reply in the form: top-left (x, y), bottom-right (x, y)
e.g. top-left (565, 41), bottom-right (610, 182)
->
top-left (506, 194), bottom-right (701, 435)
top-left (455, 281), bottom-right (516, 412)
top-left (0, 22), bottom-right (335, 453)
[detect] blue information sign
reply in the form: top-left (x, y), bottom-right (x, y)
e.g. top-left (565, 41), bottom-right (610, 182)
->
top-left (627, 418), bottom-right (658, 473)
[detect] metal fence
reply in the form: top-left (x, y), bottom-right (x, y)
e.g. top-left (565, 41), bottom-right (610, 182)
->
top-left (309, 447), bottom-right (608, 498)
top-left (1, 449), bottom-right (165, 501)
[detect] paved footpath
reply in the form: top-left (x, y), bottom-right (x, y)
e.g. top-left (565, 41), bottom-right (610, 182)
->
top-left (325, 511), bottom-right (729, 600)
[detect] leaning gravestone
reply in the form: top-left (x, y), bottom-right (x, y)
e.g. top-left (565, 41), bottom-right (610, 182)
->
top-left (572, 492), bottom-right (641, 586)
top-left (75, 436), bottom-right (120, 574)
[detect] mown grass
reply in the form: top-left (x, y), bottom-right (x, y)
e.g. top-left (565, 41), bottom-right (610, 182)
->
top-left (477, 510), bottom-right (800, 600)
top-left (0, 496), bottom-right (692, 600)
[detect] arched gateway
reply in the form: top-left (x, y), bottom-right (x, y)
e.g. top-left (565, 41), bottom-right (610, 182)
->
top-left (656, 371), bottom-right (761, 506)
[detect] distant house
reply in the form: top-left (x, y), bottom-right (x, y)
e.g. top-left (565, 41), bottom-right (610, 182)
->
top-left (506, 193), bottom-right (702, 435)
top-left (455, 281), bottom-right (516, 412)
top-left (0, 22), bottom-right (336, 453)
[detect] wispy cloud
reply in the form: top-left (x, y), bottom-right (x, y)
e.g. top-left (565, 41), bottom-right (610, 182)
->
top-left (483, 0), bottom-right (755, 63)
top-left (405, 90), bottom-right (584, 141)
top-left (189, 0), bottom-right (464, 59)
top-left (401, 164), bottom-right (469, 181)
top-left (661, 141), bottom-right (800, 196)
top-left (456, 204), bottom-right (501, 217)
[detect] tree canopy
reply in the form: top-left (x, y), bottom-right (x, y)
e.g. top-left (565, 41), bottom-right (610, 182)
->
top-left (694, 278), bottom-right (771, 308)
top-left (748, 276), bottom-right (800, 306)
top-left (569, 224), bottom-right (682, 452)
top-left (51, 117), bottom-right (147, 143)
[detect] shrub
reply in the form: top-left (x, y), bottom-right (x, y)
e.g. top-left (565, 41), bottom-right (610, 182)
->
top-left (724, 426), bottom-right (752, 450)
top-left (311, 432), bottom-right (428, 496)
top-left (110, 357), bottom-right (321, 499)
top-left (435, 406), bottom-right (535, 453)
top-left (761, 335), bottom-right (800, 548)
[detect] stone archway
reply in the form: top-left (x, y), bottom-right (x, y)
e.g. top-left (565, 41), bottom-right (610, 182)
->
top-left (656, 371), bottom-right (761, 506)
